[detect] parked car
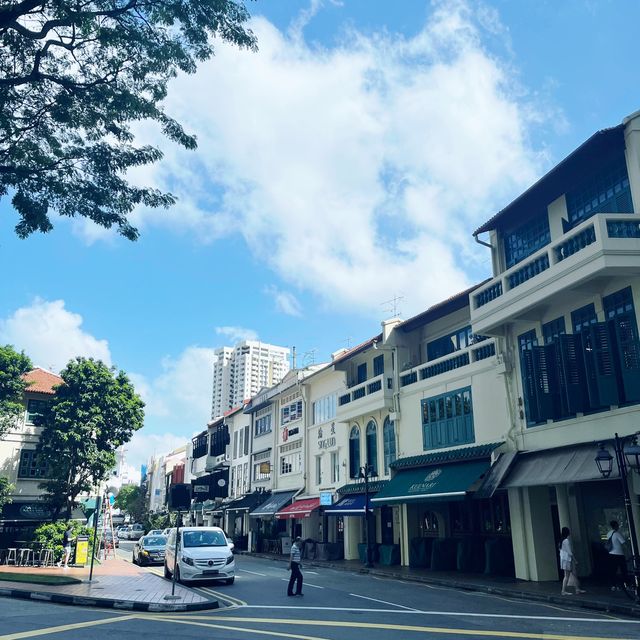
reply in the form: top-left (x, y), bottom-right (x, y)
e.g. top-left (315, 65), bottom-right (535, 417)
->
top-left (120, 524), bottom-right (145, 540)
top-left (117, 525), bottom-right (132, 539)
top-left (100, 529), bottom-right (120, 548)
top-left (164, 527), bottom-right (235, 585)
top-left (147, 529), bottom-right (164, 536)
top-left (132, 534), bottom-right (167, 566)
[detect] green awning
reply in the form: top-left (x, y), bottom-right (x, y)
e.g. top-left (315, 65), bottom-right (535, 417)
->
top-left (371, 459), bottom-right (489, 505)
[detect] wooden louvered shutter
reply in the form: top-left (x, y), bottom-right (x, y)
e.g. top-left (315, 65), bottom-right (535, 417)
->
top-left (583, 322), bottom-right (620, 407)
top-left (557, 334), bottom-right (588, 414)
top-left (612, 315), bottom-right (640, 402)
top-left (520, 349), bottom-right (541, 424)
top-left (532, 344), bottom-right (558, 420)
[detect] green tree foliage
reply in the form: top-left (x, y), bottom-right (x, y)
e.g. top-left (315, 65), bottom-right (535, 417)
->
top-left (0, 344), bottom-right (33, 436)
top-left (0, 0), bottom-right (257, 240)
top-left (33, 519), bottom-right (95, 562)
top-left (35, 357), bottom-right (145, 518)
top-left (0, 477), bottom-right (14, 510)
top-left (114, 483), bottom-right (145, 522)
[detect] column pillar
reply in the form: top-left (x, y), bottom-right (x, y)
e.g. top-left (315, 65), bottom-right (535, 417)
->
top-left (343, 515), bottom-right (361, 560)
top-left (624, 111), bottom-right (640, 209)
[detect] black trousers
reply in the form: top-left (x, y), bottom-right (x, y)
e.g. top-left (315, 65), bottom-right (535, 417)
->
top-left (287, 561), bottom-right (303, 595)
top-left (610, 554), bottom-right (628, 585)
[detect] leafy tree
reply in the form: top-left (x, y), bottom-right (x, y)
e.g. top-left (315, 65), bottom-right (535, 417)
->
top-left (114, 483), bottom-right (145, 522)
top-left (0, 0), bottom-right (257, 240)
top-left (0, 477), bottom-right (14, 510)
top-left (0, 344), bottom-right (33, 437)
top-left (36, 357), bottom-right (145, 519)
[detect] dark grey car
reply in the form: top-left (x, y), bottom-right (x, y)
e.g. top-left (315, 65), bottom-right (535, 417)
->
top-left (132, 535), bottom-right (167, 566)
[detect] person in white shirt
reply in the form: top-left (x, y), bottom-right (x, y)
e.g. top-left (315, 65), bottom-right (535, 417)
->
top-left (287, 536), bottom-right (304, 597)
top-left (607, 520), bottom-right (628, 590)
top-left (558, 527), bottom-right (586, 595)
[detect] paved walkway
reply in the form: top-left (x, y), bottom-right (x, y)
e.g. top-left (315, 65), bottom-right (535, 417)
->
top-left (0, 558), bottom-right (217, 611)
top-left (240, 550), bottom-right (640, 618)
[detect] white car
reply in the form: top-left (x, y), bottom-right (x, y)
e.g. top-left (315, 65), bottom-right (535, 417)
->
top-left (164, 526), bottom-right (235, 585)
top-left (119, 524), bottom-right (145, 540)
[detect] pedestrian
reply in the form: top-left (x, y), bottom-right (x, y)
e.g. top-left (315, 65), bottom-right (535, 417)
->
top-left (559, 527), bottom-right (585, 595)
top-left (287, 536), bottom-right (304, 597)
top-left (58, 525), bottom-right (75, 569)
top-left (606, 520), bottom-right (628, 591)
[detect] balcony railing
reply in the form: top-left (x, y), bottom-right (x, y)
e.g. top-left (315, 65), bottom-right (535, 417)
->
top-left (399, 339), bottom-right (497, 388)
top-left (473, 213), bottom-right (640, 310)
top-left (338, 374), bottom-right (387, 407)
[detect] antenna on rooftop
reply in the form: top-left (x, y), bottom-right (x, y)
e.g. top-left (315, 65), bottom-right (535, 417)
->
top-left (302, 349), bottom-right (317, 367)
top-left (381, 294), bottom-right (404, 318)
top-left (343, 337), bottom-right (353, 349)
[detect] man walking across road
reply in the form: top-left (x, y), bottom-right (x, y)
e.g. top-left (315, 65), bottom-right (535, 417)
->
top-left (287, 536), bottom-right (304, 597)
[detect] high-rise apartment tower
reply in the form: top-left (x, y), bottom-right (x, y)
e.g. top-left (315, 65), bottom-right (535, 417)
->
top-left (211, 341), bottom-right (290, 419)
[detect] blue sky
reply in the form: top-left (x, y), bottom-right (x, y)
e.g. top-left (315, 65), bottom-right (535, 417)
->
top-left (1, 0), bottom-right (639, 473)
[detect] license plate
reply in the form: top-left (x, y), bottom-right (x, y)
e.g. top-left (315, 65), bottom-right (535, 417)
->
top-left (203, 569), bottom-right (219, 575)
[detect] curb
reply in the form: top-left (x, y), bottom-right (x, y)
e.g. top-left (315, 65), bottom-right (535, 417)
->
top-left (0, 586), bottom-right (219, 612)
top-left (238, 551), bottom-right (640, 619)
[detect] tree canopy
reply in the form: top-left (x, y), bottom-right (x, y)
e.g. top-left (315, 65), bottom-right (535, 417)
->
top-left (0, 344), bottom-right (33, 437)
top-left (114, 483), bottom-right (145, 522)
top-left (0, 0), bottom-right (257, 240)
top-left (35, 357), bottom-right (145, 518)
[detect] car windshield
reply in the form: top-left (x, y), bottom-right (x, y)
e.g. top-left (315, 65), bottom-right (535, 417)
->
top-left (182, 530), bottom-right (227, 548)
top-left (142, 536), bottom-right (166, 546)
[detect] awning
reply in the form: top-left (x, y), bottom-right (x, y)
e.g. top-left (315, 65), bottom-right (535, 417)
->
top-left (502, 444), bottom-right (617, 489)
top-left (474, 452), bottom-right (518, 499)
top-left (276, 497), bottom-right (320, 520)
top-left (225, 491), bottom-right (271, 512)
top-left (250, 490), bottom-right (298, 518)
top-left (325, 494), bottom-right (373, 516)
top-left (371, 459), bottom-right (490, 505)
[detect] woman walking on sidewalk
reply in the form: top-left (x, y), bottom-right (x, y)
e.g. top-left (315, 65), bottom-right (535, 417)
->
top-left (559, 527), bottom-right (586, 595)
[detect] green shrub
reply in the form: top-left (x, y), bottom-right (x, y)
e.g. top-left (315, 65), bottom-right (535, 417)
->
top-left (33, 520), bottom-right (95, 562)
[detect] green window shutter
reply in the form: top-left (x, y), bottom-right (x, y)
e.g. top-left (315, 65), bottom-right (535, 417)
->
top-left (583, 322), bottom-right (620, 407)
top-left (532, 345), bottom-right (559, 420)
top-left (521, 349), bottom-right (541, 424)
top-left (557, 334), bottom-right (588, 414)
top-left (612, 314), bottom-right (640, 402)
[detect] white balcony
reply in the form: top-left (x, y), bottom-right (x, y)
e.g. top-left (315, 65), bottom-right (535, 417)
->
top-left (397, 338), bottom-right (500, 394)
top-left (471, 213), bottom-right (640, 336)
top-left (336, 373), bottom-right (394, 422)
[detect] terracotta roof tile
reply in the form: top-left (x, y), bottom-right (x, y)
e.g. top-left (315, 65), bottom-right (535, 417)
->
top-left (22, 367), bottom-right (63, 395)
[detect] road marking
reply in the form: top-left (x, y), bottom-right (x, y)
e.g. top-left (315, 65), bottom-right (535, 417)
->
top-left (153, 615), bottom-right (637, 639)
top-left (305, 571), bottom-right (319, 575)
top-left (349, 593), bottom-right (417, 610)
top-left (198, 585), bottom-right (247, 607)
top-left (241, 569), bottom-right (267, 576)
top-left (0, 614), bottom-right (138, 640)
top-left (160, 617), bottom-right (327, 640)
top-left (280, 578), bottom-right (324, 589)
top-left (235, 605), bottom-right (639, 624)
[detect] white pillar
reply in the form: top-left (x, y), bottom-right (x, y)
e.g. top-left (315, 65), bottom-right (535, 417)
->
top-left (624, 111), bottom-right (640, 210)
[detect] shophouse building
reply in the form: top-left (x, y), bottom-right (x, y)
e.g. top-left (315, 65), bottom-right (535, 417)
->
top-left (470, 110), bottom-right (640, 582)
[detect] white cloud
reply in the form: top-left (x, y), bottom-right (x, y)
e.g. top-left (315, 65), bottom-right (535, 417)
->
top-left (265, 285), bottom-right (303, 317)
top-left (215, 326), bottom-right (259, 343)
top-left (125, 431), bottom-right (188, 472)
top-left (117, 0), bottom-right (548, 318)
top-left (0, 298), bottom-right (112, 372)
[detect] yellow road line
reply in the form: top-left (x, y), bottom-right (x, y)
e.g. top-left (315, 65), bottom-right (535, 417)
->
top-left (151, 614), bottom-right (634, 640)
top-left (0, 614), bottom-right (138, 640)
top-left (198, 585), bottom-right (246, 608)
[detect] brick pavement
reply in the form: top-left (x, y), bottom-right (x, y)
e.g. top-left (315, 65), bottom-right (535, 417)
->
top-left (0, 557), bottom-right (217, 611)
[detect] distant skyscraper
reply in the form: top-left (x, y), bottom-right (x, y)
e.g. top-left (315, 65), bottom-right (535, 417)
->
top-left (211, 341), bottom-right (290, 418)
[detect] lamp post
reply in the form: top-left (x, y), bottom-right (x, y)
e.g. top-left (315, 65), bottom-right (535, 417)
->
top-left (360, 463), bottom-right (376, 569)
top-left (595, 433), bottom-right (640, 601)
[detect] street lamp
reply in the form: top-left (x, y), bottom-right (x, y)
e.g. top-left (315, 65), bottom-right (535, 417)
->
top-left (595, 433), bottom-right (640, 601)
top-left (359, 463), bottom-right (377, 569)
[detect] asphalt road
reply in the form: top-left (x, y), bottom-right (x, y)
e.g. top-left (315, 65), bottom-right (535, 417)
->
top-left (2, 541), bottom-right (640, 640)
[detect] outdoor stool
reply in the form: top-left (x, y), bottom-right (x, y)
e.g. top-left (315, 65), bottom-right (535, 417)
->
top-left (6, 548), bottom-right (17, 565)
top-left (0, 549), bottom-right (6, 565)
top-left (37, 547), bottom-right (53, 567)
top-left (17, 548), bottom-right (33, 566)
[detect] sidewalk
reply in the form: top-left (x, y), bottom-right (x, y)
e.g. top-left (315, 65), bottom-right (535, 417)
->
top-left (239, 550), bottom-right (640, 618)
top-left (0, 558), bottom-right (218, 612)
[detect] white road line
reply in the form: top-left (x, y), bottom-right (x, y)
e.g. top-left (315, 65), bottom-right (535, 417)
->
top-left (305, 570), bottom-right (319, 574)
top-left (240, 604), bottom-right (639, 623)
top-left (280, 578), bottom-right (324, 589)
top-left (349, 593), bottom-right (417, 610)
top-left (240, 569), bottom-right (266, 576)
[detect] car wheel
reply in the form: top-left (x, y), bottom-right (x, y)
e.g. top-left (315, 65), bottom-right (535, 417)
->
top-left (225, 577), bottom-right (235, 585)
top-left (164, 562), bottom-right (171, 579)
